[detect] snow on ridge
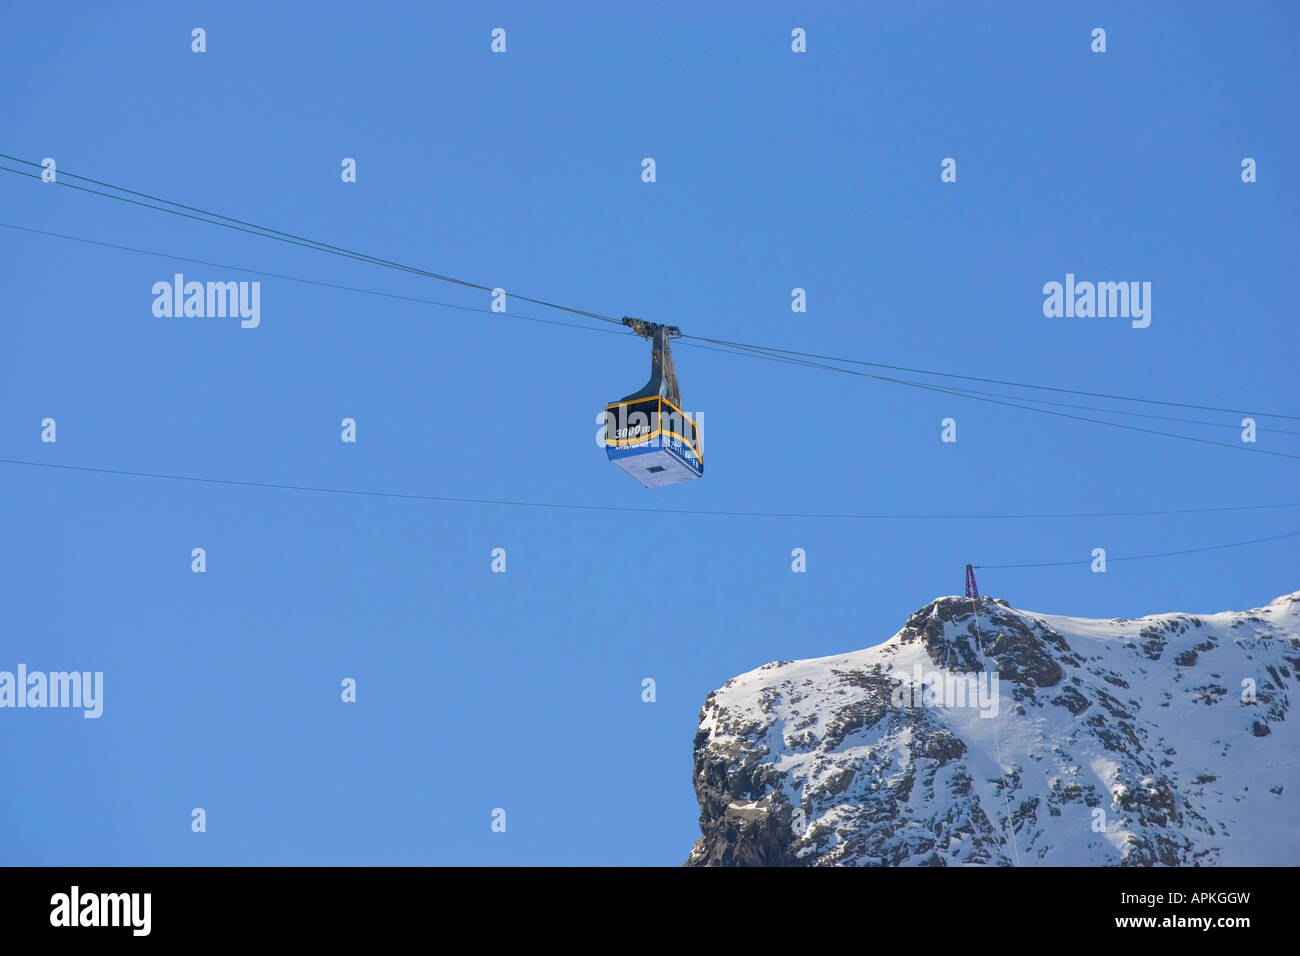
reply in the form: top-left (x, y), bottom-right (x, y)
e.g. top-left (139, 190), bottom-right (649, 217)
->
top-left (687, 592), bottom-right (1300, 866)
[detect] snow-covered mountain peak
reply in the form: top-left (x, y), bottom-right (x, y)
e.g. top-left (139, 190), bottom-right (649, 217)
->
top-left (687, 592), bottom-right (1300, 866)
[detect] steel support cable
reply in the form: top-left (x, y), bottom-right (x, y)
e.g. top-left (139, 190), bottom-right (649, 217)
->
top-left (8, 215), bottom-right (1295, 441)
top-left (695, 339), bottom-right (1300, 460)
top-left (0, 158), bottom-right (622, 325)
top-left (975, 529), bottom-right (1300, 569)
top-left (2, 457), bottom-right (1297, 521)
top-left (0, 221), bottom-right (630, 338)
top-left (686, 334), bottom-right (1300, 423)
top-left (3, 152), bottom-right (1295, 421)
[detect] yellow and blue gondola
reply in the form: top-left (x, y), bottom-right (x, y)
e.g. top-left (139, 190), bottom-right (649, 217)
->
top-left (604, 318), bottom-right (703, 488)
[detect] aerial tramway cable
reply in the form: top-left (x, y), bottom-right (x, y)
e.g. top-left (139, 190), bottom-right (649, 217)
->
top-left (2, 154), bottom-right (1296, 426)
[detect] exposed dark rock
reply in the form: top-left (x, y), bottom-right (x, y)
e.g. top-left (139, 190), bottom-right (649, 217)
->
top-left (686, 592), bottom-right (1299, 866)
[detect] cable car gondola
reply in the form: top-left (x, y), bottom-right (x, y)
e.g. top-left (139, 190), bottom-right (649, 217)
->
top-left (604, 318), bottom-right (704, 487)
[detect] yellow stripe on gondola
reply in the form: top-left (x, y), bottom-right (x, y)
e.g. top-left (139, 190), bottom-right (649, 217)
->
top-left (603, 397), bottom-right (703, 463)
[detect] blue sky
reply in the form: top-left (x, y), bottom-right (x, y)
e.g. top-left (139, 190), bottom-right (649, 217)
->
top-left (2, 1), bottom-right (1296, 865)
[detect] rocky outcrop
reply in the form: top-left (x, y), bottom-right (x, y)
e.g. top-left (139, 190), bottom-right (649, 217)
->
top-left (686, 592), bottom-right (1300, 866)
